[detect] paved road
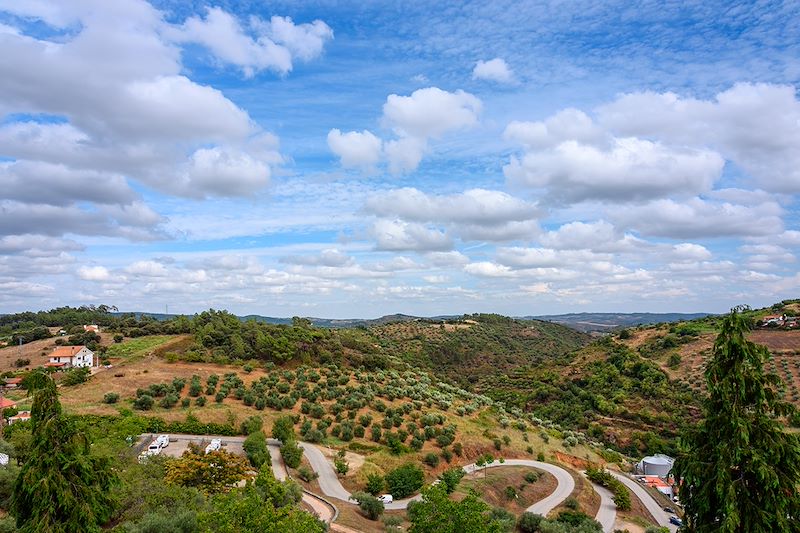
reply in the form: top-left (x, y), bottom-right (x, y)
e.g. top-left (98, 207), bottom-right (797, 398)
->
top-left (463, 459), bottom-right (575, 516)
top-left (268, 440), bottom-right (579, 515)
top-left (609, 471), bottom-right (678, 532)
top-left (589, 479), bottom-right (616, 533)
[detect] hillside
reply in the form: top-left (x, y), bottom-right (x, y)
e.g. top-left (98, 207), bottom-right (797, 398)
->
top-left (531, 312), bottom-right (714, 333)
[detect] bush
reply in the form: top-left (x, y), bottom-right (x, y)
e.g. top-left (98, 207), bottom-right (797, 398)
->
top-left (365, 473), bottom-right (384, 495)
top-left (504, 486), bottom-right (517, 500)
top-left (280, 440), bottom-right (303, 469)
top-left (297, 465), bottom-right (318, 482)
top-left (351, 491), bottom-right (384, 520)
top-left (181, 398), bottom-right (190, 408)
top-left (62, 367), bottom-right (91, 386)
top-left (243, 431), bottom-right (269, 468)
top-left (423, 453), bottom-right (440, 468)
top-left (240, 415), bottom-right (263, 436)
top-left (159, 393), bottom-right (179, 409)
top-left (14, 358), bottom-right (30, 368)
top-left (273, 416), bottom-right (296, 443)
top-left (386, 464), bottom-right (424, 499)
top-left (113, 334), bottom-right (124, 343)
top-left (195, 396), bottom-right (206, 407)
top-left (438, 467), bottom-right (464, 494)
top-left (133, 394), bottom-right (154, 410)
top-left (518, 512), bottom-right (544, 533)
top-left (524, 471), bottom-right (540, 483)
top-left (102, 392), bottom-right (120, 404)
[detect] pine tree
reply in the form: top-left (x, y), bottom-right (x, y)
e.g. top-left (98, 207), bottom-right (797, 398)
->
top-left (672, 309), bottom-right (800, 532)
top-left (11, 372), bottom-right (116, 532)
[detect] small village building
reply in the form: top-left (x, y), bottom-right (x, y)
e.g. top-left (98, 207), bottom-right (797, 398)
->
top-left (3, 378), bottom-right (22, 389)
top-left (8, 411), bottom-right (30, 425)
top-left (642, 475), bottom-right (674, 498)
top-left (48, 345), bottom-right (95, 369)
top-left (83, 324), bottom-right (100, 333)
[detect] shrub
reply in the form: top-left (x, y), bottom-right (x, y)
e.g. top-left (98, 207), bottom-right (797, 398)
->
top-left (14, 358), bottom-right (30, 368)
top-left (181, 398), bottom-right (191, 408)
top-left (351, 491), bottom-right (384, 520)
top-left (113, 334), bottom-right (124, 343)
top-left (453, 442), bottom-right (463, 457)
top-left (518, 512), bottom-right (544, 533)
top-left (102, 392), bottom-right (120, 404)
top-left (159, 393), bottom-right (179, 409)
top-left (423, 453), bottom-right (440, 468)
top-left (504, 486), bottom-right (517, 500)
top-left (240, 415), bottom-right (263, 436)
top-left (195, 396), bottom-right (206, 407)
top-left (438, 467), bottom-right (464, 494)
top-left (493, 438), bottom-right (502, 451)
top-left (386, 464), bottom-right (424, 499)
top-left (280, 440), bottom-right (303, 469)
top-left (243, 431), bottom-right (269, 468)
top-left (440, 448), bottom-right (453, 463)
top-left (334, 450), bottom-right (349, 476)
top-left (365, 473), bottom-right (384, 495)
top-left (272, 416), bottom-right (296, 443)
top-left (524, 471), bottom-right (540, 483)
top-left (297, 465), bottom-right (318, 482)
top-left (133, 394), bottom-right (154, 410)
top-left (62, 367), bottom-right (91, 386)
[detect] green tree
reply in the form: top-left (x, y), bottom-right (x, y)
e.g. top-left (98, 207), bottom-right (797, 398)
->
top-left (365, 473), bottom-right (385, 495)
top-left (243, 431), bottom-right (269, 468)
top-left (272, 416), bottom-right (295, 443)
top-left (198, 486), bottom-right (324, 533)
top-left (11, 373), bottom-right (116, 532)
top-left (672, 309), bottom-right (800, 533)
top-left (386, 463), bottom-right (424, 499)
top-left (351, 491), bottom-right (384, 520)
top-left (280, 440), bottom-right (302, 469)
top-left (165, 446), bottom-right (249, 494)
top-left (407, 484), bottom-right (504, 533)
top-left (438, 467), bottom-right (465, 494)
top-left (334, 449), bottom-right (349, 476)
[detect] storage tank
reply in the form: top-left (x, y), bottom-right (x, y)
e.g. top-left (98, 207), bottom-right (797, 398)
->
top-left (638, 454), bottom-right (674, 477)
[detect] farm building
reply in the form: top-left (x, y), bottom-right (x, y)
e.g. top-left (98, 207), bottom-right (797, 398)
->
top-left (47, 345), bottom-right (95, 369)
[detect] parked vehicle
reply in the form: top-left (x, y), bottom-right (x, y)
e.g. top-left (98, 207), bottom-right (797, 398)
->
top-left (669, 516), bottom-right (683, 526)
top-left (156, 434), bottom-right (170, 448)
top-left (147, 442), bottom-right (162, 454)
top-left (378, 494), bottom-right (393, 504)
top-left (205, 438), bottom-right (222, 454)
top-left (664, 506), bottom-right (675, 513)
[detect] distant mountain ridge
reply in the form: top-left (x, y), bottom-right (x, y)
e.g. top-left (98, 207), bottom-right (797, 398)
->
top-left (115, 311), bottom-right (712, 331)
top-left (529, 312), bottom-right (713, 332)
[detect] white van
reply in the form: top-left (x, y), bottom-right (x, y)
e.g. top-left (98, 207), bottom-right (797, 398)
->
top-left (147, 442), bottom-right (162, 455)
top-left (378, 494), bottom-right (393, 504)
top-left (156, 435), bottom-right (170, 448)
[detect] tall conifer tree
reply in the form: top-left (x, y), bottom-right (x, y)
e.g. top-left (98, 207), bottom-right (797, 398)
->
top-left (11, 372), bottom-right (116, 532)
top-left (673, 309), bottom-right (800, 532)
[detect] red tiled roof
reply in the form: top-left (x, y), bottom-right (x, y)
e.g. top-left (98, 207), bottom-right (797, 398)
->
top-left (44, 362), bottom-right (67, 367)
top-left (50, 346), bottom-right (85, 358)
top-left (4, 378), bottom-right (22, 385)
top-left (0, 398), bottom-right (17, 409)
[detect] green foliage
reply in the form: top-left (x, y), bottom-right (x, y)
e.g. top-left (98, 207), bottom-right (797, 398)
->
top-left (254, 463), bottom-right (302, 508)
top-left (518, 512), bottom-right (543, 533)
top-left (334, 449), bottom-right (349, 476)
top-left (386, 463), bottom-right (424, 499)
top-left (271, 416), bottom-right (295, 443)
top-left (438, 467), bottom-right (465, 494)
top-left (239, 415), bottom-right (263, 436)
top-left (11, 373), bottom-right (117, 532)
top-left (297, 466), bottom-right (317, 482)
top-left (102, 392), bottom-right (120, 404)
top-left (351, 491), bottom-right (384, 520)
top-left (280, 440), bottom-right (302, 469)
top-left (165, 446), bottom-right (249, 494)
top-left (365, 473), bottom-right (384, 495)
top-left (197, 485), bottom-right (325, 533)
top-left (673, 309), bottom-right (800, 533)
top-left (407, 484), bottom-right (505, 533)
top-left (243, 431), bottom-right (269, 468)
top-left (123, 510), bottom-right (198, 533)
top-left (61, 367), bottom-right (91, 386)
top-left (585, 467), bottom-right (631, 511)
top-left (423, 452), bottom-right (440, 468)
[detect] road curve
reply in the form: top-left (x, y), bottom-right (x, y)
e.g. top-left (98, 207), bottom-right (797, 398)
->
top-left (609, 471), bottom-right (678, 532)
top-left (268, 440), bottom-right (578, 515)
top-left (463, 459), bottom-right (575, 516)
top-left (589, 479), bottom-right (616, 533)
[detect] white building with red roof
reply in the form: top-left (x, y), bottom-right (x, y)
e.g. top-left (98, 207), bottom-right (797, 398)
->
top-left (47, 345), bottom-right (94, 369)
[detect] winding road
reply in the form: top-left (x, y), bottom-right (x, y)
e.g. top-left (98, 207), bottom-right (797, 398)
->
top-left (609, 471), bottom-right (678, 532)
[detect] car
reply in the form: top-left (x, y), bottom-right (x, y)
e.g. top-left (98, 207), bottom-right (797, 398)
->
top-left (156, 434), bottom-right (170, 448)
top-left (664, 506), bottom-right (675, 513)
top-left (378, 494), bottom-right (393, 504)
top-left (147, 442), bottom-right (162, 454)
top-left (669, 516), bottom-right (683, 526)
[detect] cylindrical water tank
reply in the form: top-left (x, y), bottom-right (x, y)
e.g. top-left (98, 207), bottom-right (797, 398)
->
top-left (640, 455), bottom-right (673, 477)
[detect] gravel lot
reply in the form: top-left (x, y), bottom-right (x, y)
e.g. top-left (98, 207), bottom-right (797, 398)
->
top-left (138, 433), bottom-right (246, 458)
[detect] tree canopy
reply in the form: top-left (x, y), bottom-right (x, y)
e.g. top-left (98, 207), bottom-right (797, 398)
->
top-left (672, 309), bottom-right (800, 533)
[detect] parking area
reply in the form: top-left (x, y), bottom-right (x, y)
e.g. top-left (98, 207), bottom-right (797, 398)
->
top-left (138, 434), bottom-right (246, 458)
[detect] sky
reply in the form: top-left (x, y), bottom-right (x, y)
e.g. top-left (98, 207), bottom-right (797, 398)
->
top-left (0, 0), bottom-right (799, 318)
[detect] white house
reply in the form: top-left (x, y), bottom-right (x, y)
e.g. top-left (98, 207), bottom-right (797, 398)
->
top-left (47, 345), bottom-right (94, 369)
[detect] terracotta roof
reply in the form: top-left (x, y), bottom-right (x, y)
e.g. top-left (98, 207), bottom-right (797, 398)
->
top-left (9, 411), bottom-right (30, 419)
top-left (0, 398), bottom-right (17, 409)
top-left (643, 476), bottom-right (671, 488)
top-left (4, 378), bottom-right (22, 385)
top-left (44, 362), bottom-right (67, 367)
top-left (50, 345), bottom-right (86, 358)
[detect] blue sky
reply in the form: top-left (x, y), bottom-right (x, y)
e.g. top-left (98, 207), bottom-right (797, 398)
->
top-left (0, 0), bottom-right (798, 317)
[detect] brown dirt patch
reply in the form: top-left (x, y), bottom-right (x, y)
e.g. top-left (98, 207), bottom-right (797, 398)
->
top-left (750, 330), bottom-right (800, 352)
top-left (551, 467), bottom-right (599, 519)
